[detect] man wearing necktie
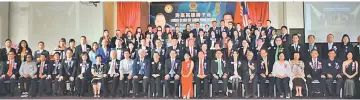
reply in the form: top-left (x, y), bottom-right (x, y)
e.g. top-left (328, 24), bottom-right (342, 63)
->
top-left (211, 50), bottom-right (228, 97)
top-left (48, 52), bottom-right (62, 96)
top-left (185, 40), bottom-right (197, 59)
top-left (305, 35), bottom-right (322, 62)
top-left (194, 51), bottom-right (210, 98)
top-left (59, 50), bottom-right (78, 96)
top-left (242, 51), bottom-right (258, 98)
top-left (305, 50), bottom-right (326, 97)
top-left (164, 50), bottom-right (181, 98)
top-left (75, 36), bottom-right (91, 60)
top-left (103, 51), bottom-right (120, 97)
top-left (289, 34), bottom-right (304, 60)
top-left (192, 22), bottom-right (203, 37)
top-left (34, 54), bottom-right (51, 97)
top-left (322, 34), bottom-right (337, 59)
top-left (265, 20), bottom-right (275, 36)
top-left (0, 51), bottom-right (20, 96)
top-left (132, 49), bottom-right (150, 98)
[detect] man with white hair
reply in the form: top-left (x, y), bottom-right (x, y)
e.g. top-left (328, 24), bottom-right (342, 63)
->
top-left (103, 50), bottom-right (120, 97)
top-left (132, 49), bottom-right (150, 98)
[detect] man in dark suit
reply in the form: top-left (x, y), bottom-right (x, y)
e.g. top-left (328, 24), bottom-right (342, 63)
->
top-left (232, 30), bottom-right (244, 50)
top-left (304, 35), bottom-right (322, 62)
top-left (103, 51), bottom-right (120, 97)
top-left (166, 39), bottom-right (183, 60)
top-left (59, 49), bottom-right (78, 96)
top-left (132, 49), bottom-right (151, 98)
top-left (280, 26), bottom-right (291, 46)
top-left (243, 19), bottom-right (256, 34)
top-left (211, 50), bottom-right (228, 97)
top-left (184, 40), bottom-right (198, 59)
top-left (74, 36), bottom-right (91, 60)
top-left (209, 21), bottom-right (220, 37)
top-left (256, 21), bottom-right (265, 34)
top-left (196, 30), bottom-right (207, 48)
top-left (151, 39), bottom-right (166, 62)
top-left (2, 39), bottom-right (16, 61)
top-left (164, 50), bottom-right (181, 98)
top-left (194, 51), bottom-right (210, 98)
top-left (289, 34), bottom-right (305, 60)
top-left (253, 38), bottom-right (268, 62)
top-left (265, 20), bottom-right (275, 36)
top-left (192, 22), bottom-right (203, 37)
top-left (257, 49), bottom-right (271, 97)
top-left (241, 51), bottom-right (259, 98)
top-left (305, 50), bottom-right (326, 97)
top-left (33, 54), bottom-right (52, 97)
top-left (228, 21), bottom-right (235, 38)
top-left (34, 41), bottom-right (50, 62)
top-left (322, 34), bottom-right (338, 59)
top-left (321, 50), bottom-right (343, 97)
top-left (110, 30), bottom-right (122, 48)
top-left (0, 51), bottom-right (20, 96)
top-left (219, 20), bottom-right (229, 36)
top-left (150, 52), bottom-right (164, 98)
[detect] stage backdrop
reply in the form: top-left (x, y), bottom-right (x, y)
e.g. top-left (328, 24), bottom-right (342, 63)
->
top-left (149, 2), bottom-right (269, 30)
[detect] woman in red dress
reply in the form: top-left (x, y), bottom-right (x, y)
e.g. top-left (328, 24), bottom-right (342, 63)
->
top-left (181, 53), bottom-right (194, 99)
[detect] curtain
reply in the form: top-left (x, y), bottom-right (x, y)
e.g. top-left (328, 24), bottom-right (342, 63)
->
top-left (234, 2), bottom-right (269, 28)
top-left (117, 2), bottom-right (141, 35)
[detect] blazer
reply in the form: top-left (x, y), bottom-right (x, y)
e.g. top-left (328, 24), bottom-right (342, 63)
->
top-left (321, 43), bottom-right (339, 59)
top-left (36, 61), bottom-right (52, 77)
top-left (150, 61), bottom-right (164, 76)
top-left (211, 59), bottom-right (228, 76)
top-left (304, 58), bottom-right (324, 78)
top-left (132, 58), bottom-right (151, 77)
top-left (184, 47), bottom-right (198, 59)
top-left (50, 60), bottom-right (62, 75)
top-left (60, 58), bottom-right (78, 77)
top-left (252, 45), bottom-right (268, 60)
top-left (321, 59), bottom-right (342, 77)
top-left (151, 47), bottom-right (166, 61)
top-left (164, 58), bottom-right (182, 76)
top-left (192, 28), bottom-right (204, 36)
top-left (194, 59), bottom-right (210, 76)
top-left (222, 48), bottom-right (239, 61)
top-left (2, 48), bottom-right (16, 61)
top-left (74, 44), bottom-right (91, 59)
top-left (280, 34), bottom-right (291, 46)
top-left (256, 57), bottom-right (271, 75)
top-left (303, 43), bottom-right (322, 62)
top-left (105, 59), bottom-right (120, 75)
top-left (166, 46), bottom-right (183, 60)
top-left (33, 50), bottom-right (50, 61)
top-left (337, 44), bottom-right (354, 61)
top-left (288, 43), bottom-right (305, 60)
top-left (96, 47), bottom-right (111, 63)
top-left (265, 26), bottom-right (275, 36)
top-left (78, 61), bottom-right (92, 78)
top-left (354, 44), bottom-right (360, 62)
top-left (240, 60), bottom-right (258, 77)
top-left (2, 59), bottom-right (21, 77)
top-left (227, 58), bottom-right (243, 76)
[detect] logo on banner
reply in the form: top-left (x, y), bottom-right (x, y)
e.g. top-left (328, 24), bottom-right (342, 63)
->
top-left (189, 2), bottom-right (197, 11)
top-left (164, 4), bottom-right (173, 13)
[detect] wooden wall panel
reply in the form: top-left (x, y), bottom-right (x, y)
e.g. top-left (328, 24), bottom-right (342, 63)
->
top-left (104, 2), bottom-right (115, 36)
top-left (140, 2), bottom-right (150, 31)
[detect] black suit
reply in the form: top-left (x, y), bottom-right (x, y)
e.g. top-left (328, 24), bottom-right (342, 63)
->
top-left (192, 28), bottom-right (203, 37)
top-left (59, 58), bottom-right (78, 95)
top-left (265, 26), bottom-right (275, 36)
top-left (184, 47), bottom-right (198, 59)
top-left (288, 43), bottom-right (305, 60)
top-left (196, 36), bottom-right (207, 49)
top-left (1, 48), bottom-right (16, 61)
top-left (321, 43), bottom-right (338, 59)
top-left (244, 25), bottom-right (255, 34)
top-left (280, 34), bottom-right (291, 46)
top-left (241, 60), bottom-right (259, 97)
top-left (337, 44), bottom-right (353, 61)
top-left (256, 57), bottom-right (271, 97)
top-left (31, 61), bottom-right (52, 96)
top-left (102, 59), bottom-right (120, 97)
top-left (0, 59), bottom-right (21, 96)
top-left (228, 28), bottom-right (235, 38)
top-left (74, 44), bottom-right (91, 60)
top-left (164, 58), bottom-right (181, 97)
top-left (211, 59), bottom-right (228, 96)
top-left (304, 58), bottom-right (326, 96)
top-left (74, 61), bottom-right (92, 97)
top-left (321, 59), bottom-right (343, 96)
top-left (304, 43), bottom-right (322, 62)
top-left (209, 27), bottom-right (220, 37)
top-left (182, 29), bottom-right (192, 40)
top-left (194, 59), bottom-right (210, 98)
top-left (252, 45), bottom-right (268, 60)
top-left (150, 61), bottom-right (164, 97)
top-left (166, 46), bottom-right (183, 60)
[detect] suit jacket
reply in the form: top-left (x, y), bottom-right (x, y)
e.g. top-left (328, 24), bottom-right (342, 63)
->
top-left (2, 59), bottom-right (21, 77)
top-left (2, 48), bottom-right (16, 61)
top-left (321, 43), bottom-right (339, 59)
top-left (184, 47), bottom-right (198, 59)
top-left (265, 26), bottom-right (275, 36)
top-left (128, 49), bottom-right (137, 59)
top-left (337, 44), bottom-right (354, 61)
top-left (33, 50), bottom-right (50, 61)
top-left (16, 48), bottom-right (32, 62)
top-left (354, 44), bottom-right (360, 62)
top-left (150, 61), bottom-right (164, 76)
top-left (256, 57), bottom-right (270, 75)
top-left (321, 59), bottom-right (342, 77)
top-left (268, 45), bottom-right (290, 62)
top-left (209, 27), bottom-right (220, 36)
top-left (166, 46), bottom-right (183, 60)
top-left (96, 47), bottom-right (111, 63)
top-left (240, 60), bottom-right (258, 77)
top-left (192, 28), bottom-right (204, 36)
top-left (74, 44), bottom-right (91, 59)
top-left (50, 60), bottom-right (62, 75)
top-left (288, 43), bottom-right (305, 60)
top-left (164, 58), bottom-right (182, 76)
top-left (132, 58), bottom-right (151, 77)
top-left (182, 29), bottom-right (192, 40)
top-left (228, 28), bottom-right (236, 38)
top-left (105, 59), bottom-right (120, 75)
top-left (239, 47), bottom-right (252, 60)
top-left (232, 36), bottom-right (244, 49)
top-left (304, 43), bottom-right (322, 62)
top-left (227, 58), bottom-right (243, 76)
top-left (211, 59), bottom-right (228, 76)
top-left (244, 25), bottom-right (256, 33)
top-left (36, 61), bottom-right (51, 77)
top-left (304, 58), bottom-right (324, 78)
top-left (252, 45), bottom-right (268, 60)
top-left (222, 48), bottom-right (239, 61)
top-left (219, 26), bottom-right (229, 35)
top-left (151, 47), bottom-right (166, 61)
top-left (194, 59), bottom-right (210, 76)
top-left (60, 58), bottom-right (78, 77)
top-left (196, 36), bottom-right (207, 48)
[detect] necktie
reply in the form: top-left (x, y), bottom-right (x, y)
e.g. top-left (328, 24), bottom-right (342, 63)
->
top-left (294, 44), bottom-right (297, 50)
top-left (170, 60), bottom-right (175, 77)
top-left (40, 63), bottom-right (44, 78)
top-left (275, 46), bottom-right (279, 61)
top-left (314, 60), bottom-right (317, 71)
top-left (8, 61), bottom-right (13, 76)
top-left (310, 44), bottom-right (313, 51)
top-left (139, 60), bottom-right (144, 75)
top-left (112, 61), bottom-right (116, 74)
top-left (217, 60), bottom-right (223, 77)
top-left (199, 60), bottom-right (204, 76)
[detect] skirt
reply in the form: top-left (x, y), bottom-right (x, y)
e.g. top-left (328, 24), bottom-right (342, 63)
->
top-left (91, 77), bottom-right (102, 84)
top-left (344, 79), bottom-right (355, 96)
top-left (292, 78), bottom-right (305, 87)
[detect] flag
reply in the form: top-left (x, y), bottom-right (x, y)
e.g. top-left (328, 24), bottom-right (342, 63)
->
top-left (241, 2), bottom-right (249, 26)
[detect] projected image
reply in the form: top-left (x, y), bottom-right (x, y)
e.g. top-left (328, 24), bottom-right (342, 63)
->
top-left (304, 2), bottom-right (360, 42)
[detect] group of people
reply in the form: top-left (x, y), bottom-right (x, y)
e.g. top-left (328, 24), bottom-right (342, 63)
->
top-left (0, 19), bottom-right (359, 99)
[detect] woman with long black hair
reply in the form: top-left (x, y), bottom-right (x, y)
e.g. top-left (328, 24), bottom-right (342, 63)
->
top-left (343, 52), bottom-right (358, 98)
top-left (17, 40), bottom-right (32, 62)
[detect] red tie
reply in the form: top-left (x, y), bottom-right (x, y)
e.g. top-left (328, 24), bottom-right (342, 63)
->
top-left (199, 60), bottom-right (204, 76)
top-left (7, 61), bottom-right (13, 76)
top-left (190, 48), bottom-right (193, 56)
top-left (314, 60), bottom-right (317, 71)
top-left (39, 63), bottom-right (44, 78)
